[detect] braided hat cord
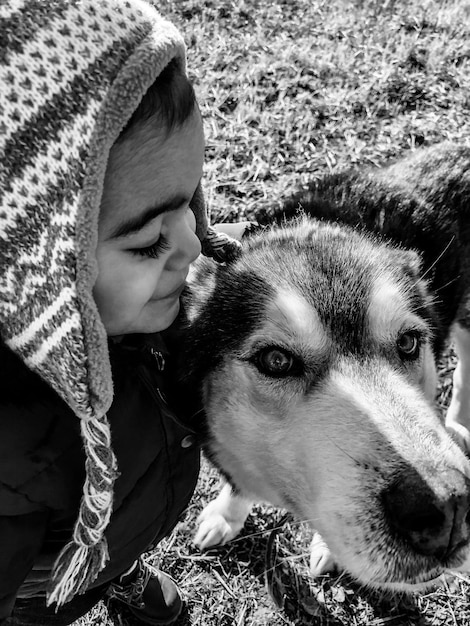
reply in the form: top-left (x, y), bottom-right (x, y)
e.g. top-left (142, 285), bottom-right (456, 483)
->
top-left (47, 415), bottom-right (119, 606)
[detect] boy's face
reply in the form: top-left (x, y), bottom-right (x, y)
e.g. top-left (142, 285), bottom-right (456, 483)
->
top-left (94, 109), bottom-right (204, 336)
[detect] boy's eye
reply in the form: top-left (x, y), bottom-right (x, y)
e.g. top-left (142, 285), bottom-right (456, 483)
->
top-left (132, 235), bottom-right (171, 259)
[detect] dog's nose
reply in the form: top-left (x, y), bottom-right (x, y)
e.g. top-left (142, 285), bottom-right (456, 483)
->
top-left (383, 468), bottom-right (470, 561)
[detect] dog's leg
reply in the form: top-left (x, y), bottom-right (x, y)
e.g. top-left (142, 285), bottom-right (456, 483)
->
top-left (445, 323), bottom-right (470, 452)
top-left (195, 483), bottom-right (338, 578)
top-left (194, 483), bottom-right (252, 550)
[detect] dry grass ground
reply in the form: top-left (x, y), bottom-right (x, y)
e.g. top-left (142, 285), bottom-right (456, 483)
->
top-left (75, 0), bottom-right (470, 624)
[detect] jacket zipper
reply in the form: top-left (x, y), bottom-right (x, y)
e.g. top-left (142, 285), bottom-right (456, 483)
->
top-left (149, 348), bottom-right (166, 372)
top-left (137, 348), bottom-right (198, 435)
top-left (138, 348), bottom-right (167, 406)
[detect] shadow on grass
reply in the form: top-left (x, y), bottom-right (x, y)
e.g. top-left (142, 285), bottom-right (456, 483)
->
top-left (195, 510), bottom-right (435, 626)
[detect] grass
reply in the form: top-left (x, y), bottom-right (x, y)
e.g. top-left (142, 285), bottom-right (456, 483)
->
top-left (75, 0), bottom-right (470, 624)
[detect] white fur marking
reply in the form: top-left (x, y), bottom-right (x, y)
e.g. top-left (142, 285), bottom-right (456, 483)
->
top-left (248, 288), bottom-right (329, 354)
top-left (368, 277), bottom-right (409, 343)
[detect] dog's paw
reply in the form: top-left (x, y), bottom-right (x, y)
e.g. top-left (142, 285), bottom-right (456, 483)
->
top-left (193, 484), bottom-right (252, 550)
top-left (309, 532), bottom-right (336, 577)
top-left (193, 513), bottom-right (241, 550)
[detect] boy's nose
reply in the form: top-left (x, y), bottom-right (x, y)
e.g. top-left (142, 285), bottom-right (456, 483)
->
top-left (167, 214), bottom-right (201, 270)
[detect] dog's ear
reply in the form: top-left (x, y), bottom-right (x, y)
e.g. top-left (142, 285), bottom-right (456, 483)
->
top-left (388, 246), bottom-right (423, 281)
top-left (389, 245), bottom-right (440, 327)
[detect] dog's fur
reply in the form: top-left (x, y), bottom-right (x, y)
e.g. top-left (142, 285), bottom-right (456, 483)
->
top-left (170, 142), bottom-right (470, 591)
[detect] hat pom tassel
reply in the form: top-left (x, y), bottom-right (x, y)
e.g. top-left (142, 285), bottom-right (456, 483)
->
top-left (201, 226), bottom-right (242, 263)
top-left (46, 412), bottom-right (117, 609)
top-left (47, 538), bottom-right (110, 608)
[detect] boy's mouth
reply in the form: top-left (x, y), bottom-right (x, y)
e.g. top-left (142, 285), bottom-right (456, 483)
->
top-left (153, 282), bottom-right (186, 302)
top-left (167, 283), bottom-right (186, 299)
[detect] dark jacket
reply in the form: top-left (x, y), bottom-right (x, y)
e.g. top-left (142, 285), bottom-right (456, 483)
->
top-left (0, 334), bottom-right (200, 620)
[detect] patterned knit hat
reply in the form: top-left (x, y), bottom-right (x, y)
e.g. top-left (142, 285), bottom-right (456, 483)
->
top-left (0, 0), bottom-right (239, 608)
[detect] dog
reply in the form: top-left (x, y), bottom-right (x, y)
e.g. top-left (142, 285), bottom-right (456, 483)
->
top-left (170, 142), bottom-right (470, 591)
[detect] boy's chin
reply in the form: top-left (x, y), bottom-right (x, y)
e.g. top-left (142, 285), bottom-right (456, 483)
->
top-left (106, 300), bottom-right (181, 337)
top-left (140, 298), bottom-right (181, 334)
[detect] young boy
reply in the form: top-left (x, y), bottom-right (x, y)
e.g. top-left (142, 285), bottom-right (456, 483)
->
top-left (0, 1), bottom-right (240, 624)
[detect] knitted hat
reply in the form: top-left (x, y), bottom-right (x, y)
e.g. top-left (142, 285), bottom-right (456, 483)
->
top-left (0, 0), bottom-right (238, 608)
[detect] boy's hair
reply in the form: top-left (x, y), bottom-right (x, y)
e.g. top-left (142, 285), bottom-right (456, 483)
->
top-left (117, 58), bottom-right (197, 141)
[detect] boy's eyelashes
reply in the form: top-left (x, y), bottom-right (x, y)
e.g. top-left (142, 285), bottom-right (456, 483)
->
top-left (131, 234), bottom-right (171, 259)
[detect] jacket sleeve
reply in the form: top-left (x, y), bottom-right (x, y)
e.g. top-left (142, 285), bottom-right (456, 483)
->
top-left (0, 511), bottom-right (49, 620)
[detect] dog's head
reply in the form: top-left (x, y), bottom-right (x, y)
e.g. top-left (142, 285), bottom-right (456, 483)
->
top-left (179, 217), bottom-right (470, 590)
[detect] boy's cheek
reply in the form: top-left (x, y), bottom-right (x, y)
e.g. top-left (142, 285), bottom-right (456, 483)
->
top-left (93, 284), bottom-right (121, 328)
top-left (94, 264), bottom-right (154, 316)
top-left (93, 264), bottom-right (131, 317)
top-left (93, 285), bottom-right (137, 335)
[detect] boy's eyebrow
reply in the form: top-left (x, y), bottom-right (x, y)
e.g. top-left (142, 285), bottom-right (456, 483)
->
top-left (109, 194), bottom-right (189, 239)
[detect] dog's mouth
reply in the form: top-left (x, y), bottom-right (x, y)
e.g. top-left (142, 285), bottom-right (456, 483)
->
top-left (316, 481), bottom-right (470, 592)
top-left (367, 539), bottom-right (470, 591)
top-left (375, 569), bottom-right (445, 592)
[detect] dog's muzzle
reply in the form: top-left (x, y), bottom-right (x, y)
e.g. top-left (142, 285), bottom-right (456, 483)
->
top-left (382, 466), bottom-right (470, 563)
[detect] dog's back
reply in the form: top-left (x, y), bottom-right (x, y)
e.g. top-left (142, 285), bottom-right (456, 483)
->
top-left (258, 142), bottom-right (470, 345)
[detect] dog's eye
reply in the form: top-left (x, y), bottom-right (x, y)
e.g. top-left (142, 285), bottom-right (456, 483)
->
top-left (397, 331), bottom-right (420, 359)
top-left (255, 348), bottom-right (297, 377)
